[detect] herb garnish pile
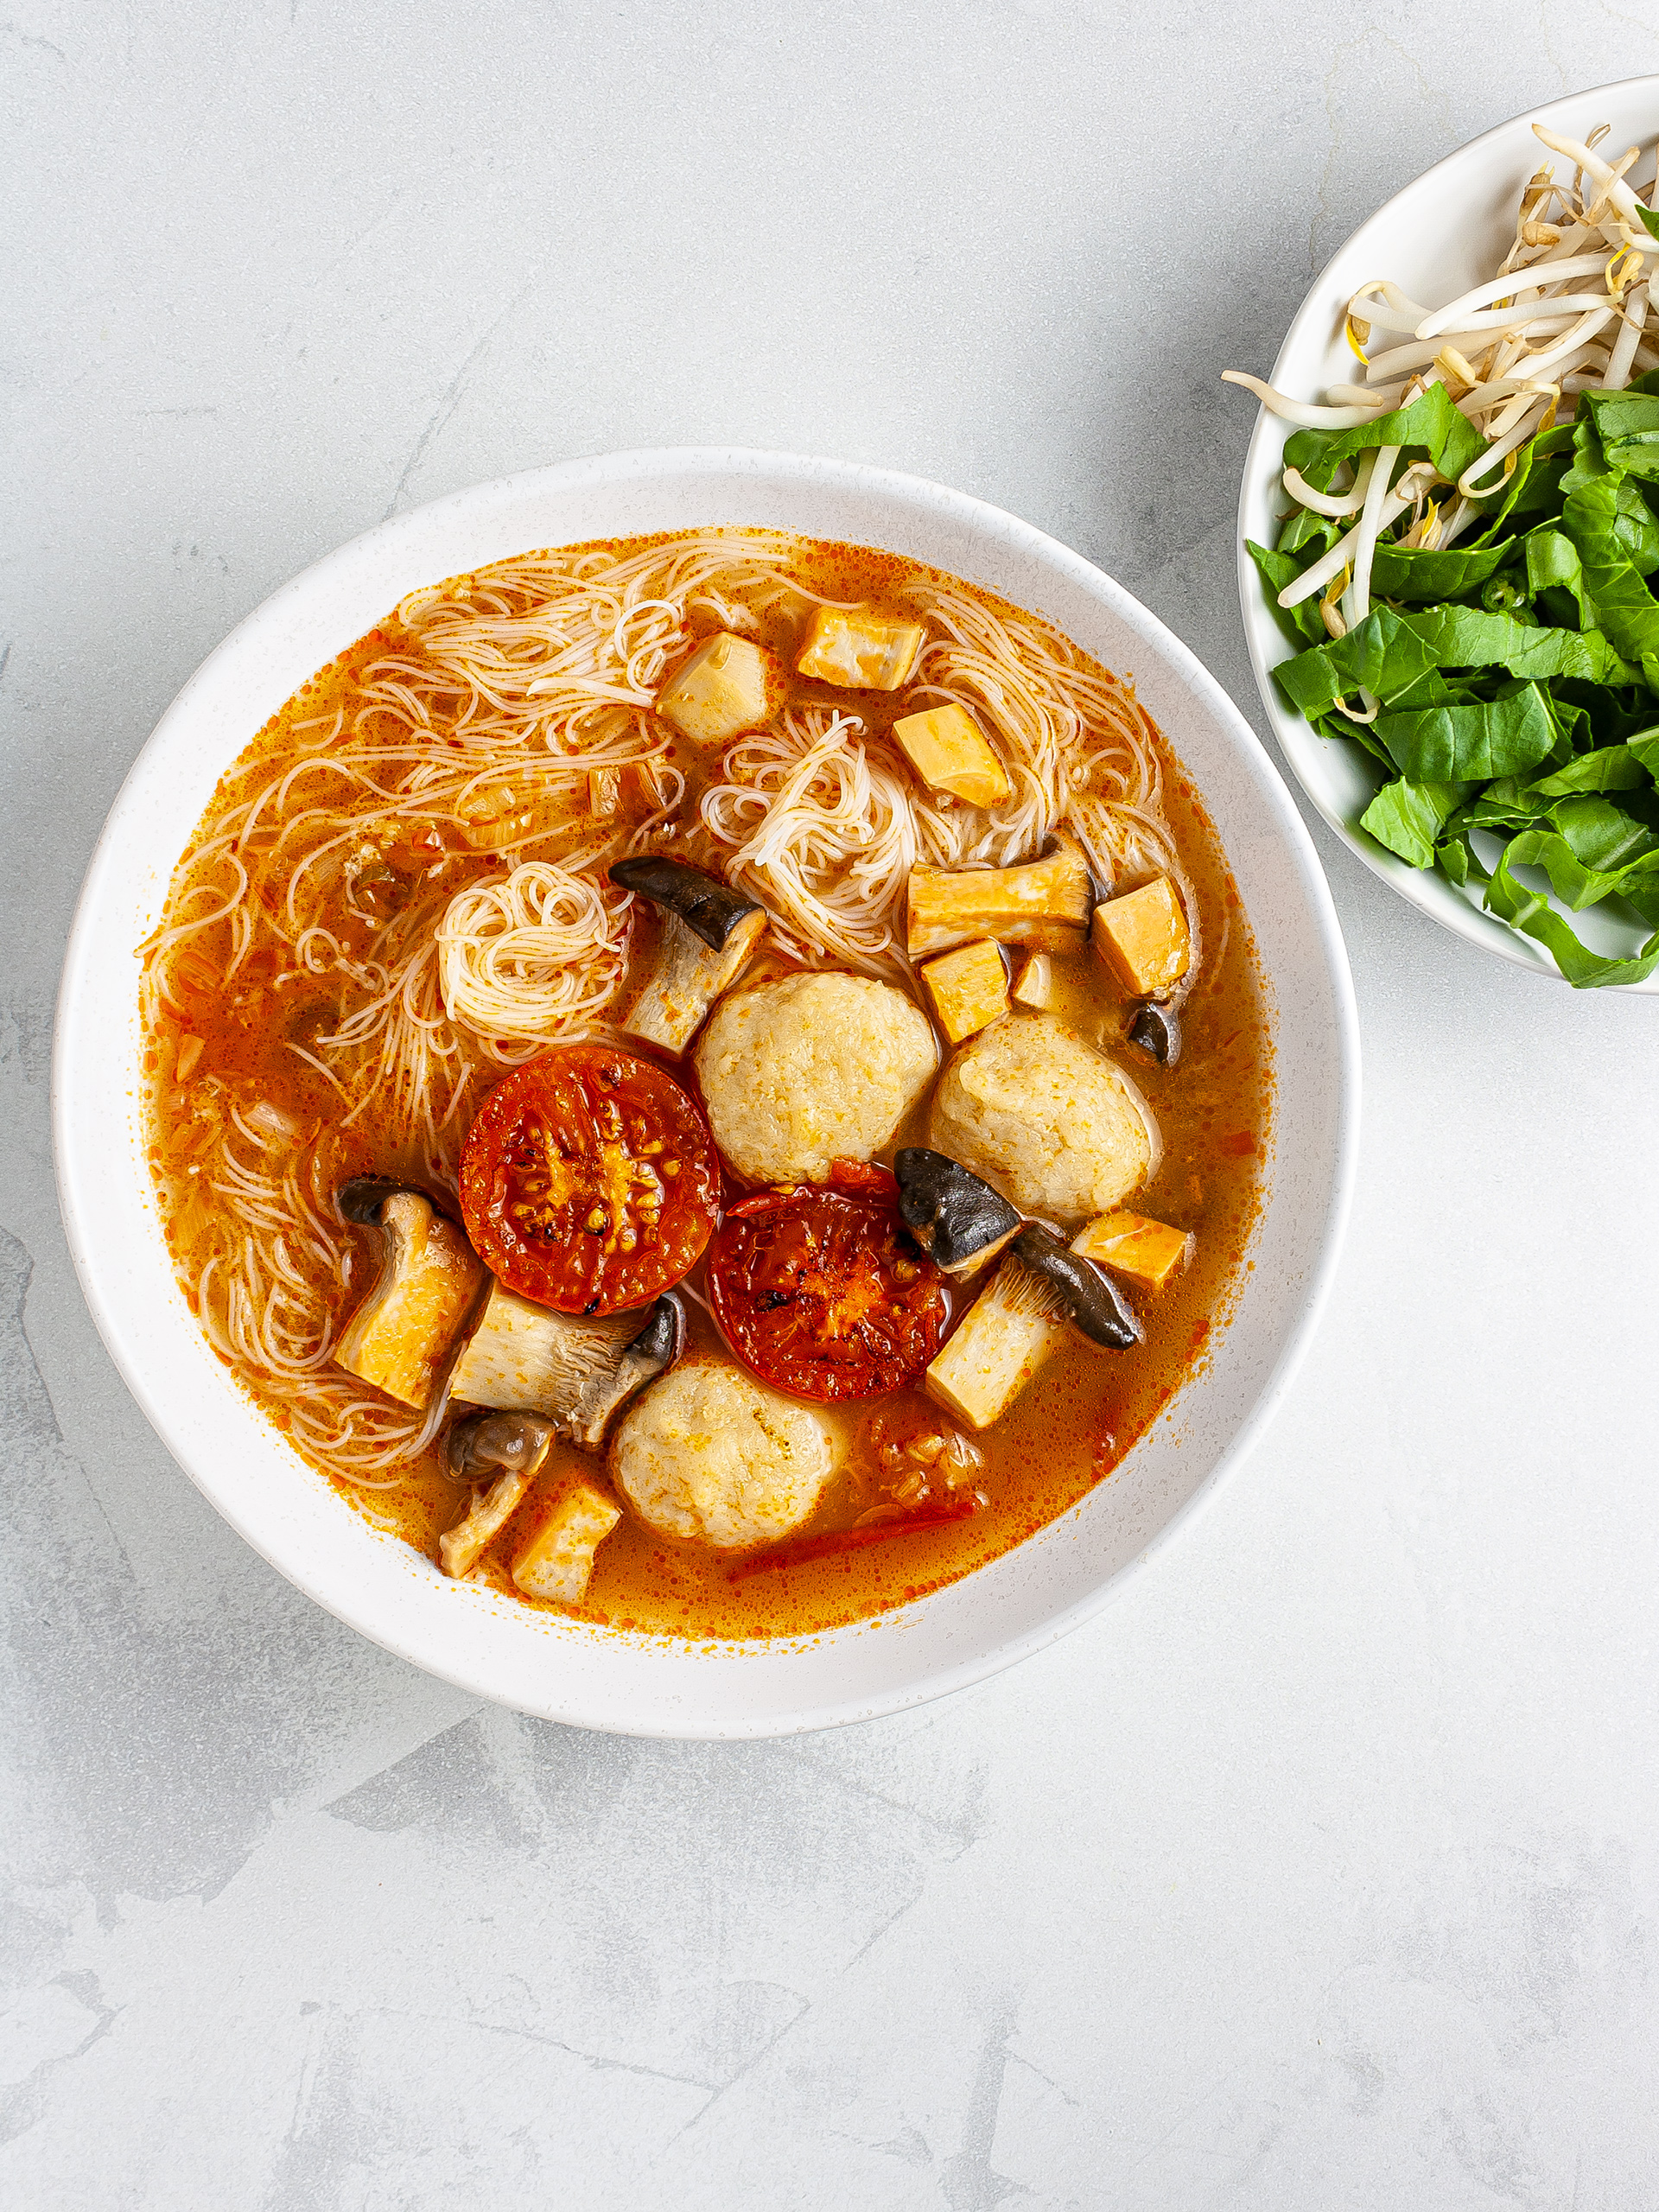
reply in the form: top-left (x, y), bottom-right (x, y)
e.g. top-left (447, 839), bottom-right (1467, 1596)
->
top-left (1234, 122), bottom-right (1659, 985)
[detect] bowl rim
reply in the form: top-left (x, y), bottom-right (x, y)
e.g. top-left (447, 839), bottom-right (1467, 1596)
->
top-left (1234, 73), bottom-right (1659, 994)
top-left (54, 445), bottom-right (1361, 1736)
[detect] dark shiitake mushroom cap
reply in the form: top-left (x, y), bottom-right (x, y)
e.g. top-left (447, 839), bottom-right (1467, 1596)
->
top-left (337, 1174), bottom-right (454, 1226)
top-left (608, 856), bottom-right (760, 952)
top-left (894, 1147), bottom-right (1021, 1272)
top-left (1012, 1223), bottom-right (1141, 1350)
top-left (1128, 1002), bottom-right (1180, 1067)
top-left (447, 1410), bottom-right (556, 1484)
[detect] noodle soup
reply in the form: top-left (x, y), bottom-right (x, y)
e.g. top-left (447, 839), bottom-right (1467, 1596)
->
top-left (141, 531), bottom-right (1270, 1639)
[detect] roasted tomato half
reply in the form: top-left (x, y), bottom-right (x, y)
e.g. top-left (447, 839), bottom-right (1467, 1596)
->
top-left (707, 1171), bottom-right (948, 1402)
top-left (460, 1045), bottom-right (719, 1315)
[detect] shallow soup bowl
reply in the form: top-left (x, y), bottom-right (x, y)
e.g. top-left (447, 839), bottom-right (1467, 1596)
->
top-left (55, 448), bottom-right (1359, 1738)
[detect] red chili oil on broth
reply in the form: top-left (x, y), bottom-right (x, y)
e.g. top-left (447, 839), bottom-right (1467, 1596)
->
top-left (141, 531), bottom-right (1273, 1641)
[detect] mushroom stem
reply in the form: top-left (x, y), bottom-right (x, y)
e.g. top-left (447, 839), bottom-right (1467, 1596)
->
top-left (609, 857), bottom-right (770, 1052)
top-left (446, 1282), bottom-right (684, 1449)
top-left (333, 1182), bottom-right (484, 1410)
top-left (438, 1413), bottom-right (557, 1580)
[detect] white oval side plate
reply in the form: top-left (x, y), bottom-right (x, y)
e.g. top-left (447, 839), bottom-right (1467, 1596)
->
top-left (57, 448), bottom-right (1359, 1737)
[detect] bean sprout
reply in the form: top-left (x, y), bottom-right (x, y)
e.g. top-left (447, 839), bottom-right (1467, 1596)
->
top-left (1227, 119), bottom-right (1659, 578)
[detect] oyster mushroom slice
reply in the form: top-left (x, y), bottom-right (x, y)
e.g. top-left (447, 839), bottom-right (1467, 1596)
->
top-left (438, 1410), bottom-right (556, 1579)
top-left (448, 1409), bottom-right (556, 1482)
top-left (923, 1223), bottom-right (1143, 1433)
top-left (924, 1253), bottom-right (1072, 1432)
top-left (446, 1281), bottom-right (683, 1449)
top-left (919, 1180), bottom-right (1147, 1429)
top-left (609, 856), bottom-right (769, 1053)
top-left (333, 1182), bottom-right (484, 1410)
top-left (894, 1147), bottom-right (1022, 1274)
top-left (1010, 1223), bottom-right (1142, 1351)
top-left (609, 856), bottom-right (761, 951)
top-left (575, 1295), bottom-right (685, 1450)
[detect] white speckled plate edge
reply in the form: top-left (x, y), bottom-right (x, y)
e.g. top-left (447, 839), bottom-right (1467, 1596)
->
top-left (55, 448), bottom-right (1359, 1738)
top-left (1236, 75), bottom-right (1659, 991)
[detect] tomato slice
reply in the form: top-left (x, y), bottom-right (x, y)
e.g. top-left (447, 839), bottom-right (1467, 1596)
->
top-left (824, 1157), bottom-right (897, 1197)
top-left (460, 1045), bottom-right (719, 1315)
top-left (707, 1181), bottom-right (948, 1402)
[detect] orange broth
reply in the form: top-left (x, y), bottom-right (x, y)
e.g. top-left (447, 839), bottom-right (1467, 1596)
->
top-left (142, 534), bottom-right (1272, 1639)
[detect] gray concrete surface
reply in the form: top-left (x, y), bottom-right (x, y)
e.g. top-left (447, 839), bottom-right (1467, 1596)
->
top-left (8, 4), bottom-right (1659, 2204)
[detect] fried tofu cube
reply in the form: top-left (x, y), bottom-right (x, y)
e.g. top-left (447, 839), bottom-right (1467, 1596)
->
top-left (512, 1472), bottom-right (622, 1604)
top-left (919, 938), bottom-right (1009, 1045)
top-left (1010, 950), bottom-right (1054, 1011)
top-left (906, 836), bottom-right (1094, 958)
top-left (656, 632), bottom-right (774, 746)
top-left (1090, 876), bottom-right (1191, 995)
top-left (892, 704), bottom-right (1011, 808)
top-left (1071, 1210), bottom-right (1194, 1292)
top-left (797, 607), bottom-right (925, 690)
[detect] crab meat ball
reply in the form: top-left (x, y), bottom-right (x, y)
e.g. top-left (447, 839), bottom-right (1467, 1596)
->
top-left (928, 1014), bottom-right (1158, 1224)
top-left (695, 970), bottom-right (938, 1186)
top-left (611, 1363), bottom-right (840, 1550)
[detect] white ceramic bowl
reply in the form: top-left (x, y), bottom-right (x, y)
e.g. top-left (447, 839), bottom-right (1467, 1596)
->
top-left (1236, 75), bottom-right (1659, 989)
top-left (56, 448), bottom-right (1358, 1738)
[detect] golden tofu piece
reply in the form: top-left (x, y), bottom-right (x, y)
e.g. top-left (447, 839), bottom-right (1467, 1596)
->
top-left (334, 1193), bottom-right (484, 1410)
top-left (1010, 950), bottom-right (1054, 1011)
top-left (919, 938), bottom-right (1009, 1045)
top-left (1071, 1210), bottom-right (1194, 1292)
top-left (891, 704), bottom-right (1011, 807)
top-left (656, 632), bottom-right (775, 746)
top-left (1091, 876), bottom-right (1191, 995)
top-left (797, 607), bottom-right (925, 690)
top-left (512, 1472), bottom-right (622, 1604)
top-left (907, 836), bottom-right (1093, 958)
